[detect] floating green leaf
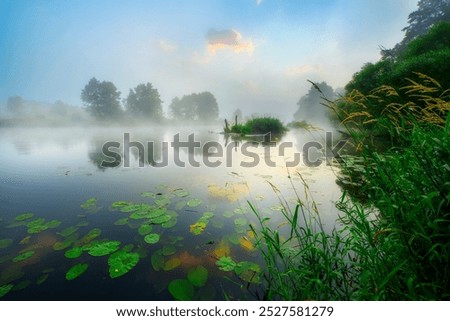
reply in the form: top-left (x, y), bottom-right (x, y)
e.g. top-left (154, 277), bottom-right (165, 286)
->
top-left (65, 247), bottom-right (83, 259)
top-left (202, 212), bottom-right (214, 220)
top-left (0, 238), bottom-right (13, 249)
top-left (234, 207), bottom-right (248, 214)
top-left (151, 214), bottom-right (171, 224)
top-left (58, 226), bottom-right (79, 237)
top-left (161, 217), bottom-right (177, 229)
top-left (46, 219), bottom-right (62, 229)
top-left (36, 274), bottom-right (49, 285)
top-left (131, 207), bottom-right (164, 220)
top-left (190, 221), bottom-right (207, 235)
top-left (0, 284), bottom-right (13, 298)
top-left (111, 201), bottom-right (130, 208)
top-left (122, 244), bottom-right (134, 252)
top-left (138, 224), bottom-right (153, 236)
top-left (187, 198), bottom-right (202, 208)
top-left (141, 192), bottom-right (156, 198)
top-left (114, 217), bottom-right (129, 226)
top-left (13, 250), bottom-right (35, 262)
top-left (120, 204), bottom-right (143, 213)
top-left (108, 250), bottom-right (140, 278)
top-left (187, 265), bottom-right (208, 287)
top-left (66, 263), bottom-right (88, 281)
top-left (80, 197), bottom-right (100, 213)
top-left (234, 217), bottom-right (248, 226)
top-left (151, 250), bottom-right (165, 271)
top-left (234, 261), bottom-right (261, 283)
top-left (88, 240), bottom-right (121, 256)
top-left (215, 256), bottom-right (236, 272)
top-left (155, 198), bottom-right (170, 207)
top-left (162, 245), bottom-right (177, 256)
top-left (79, 228), bottom-right (102, 244)
top-left (144, 233), bottom-right (160, 244)
top-left (174, 189), bottom-right (190, 198)
top-left (175, 201), bottom-right (187, 210)
top-left (15, 212), bottom-right (34, 221)
top-left (168, 279), bottom-right (194, 300)
top-left (163, 257), bottom-right (181, 271)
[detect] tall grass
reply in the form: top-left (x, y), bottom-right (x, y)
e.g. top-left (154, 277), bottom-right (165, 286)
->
top-left (250, 75), bottom-right (450, 300)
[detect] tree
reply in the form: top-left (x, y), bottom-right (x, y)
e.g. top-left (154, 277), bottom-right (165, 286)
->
top-left (125, 83), bottom-right (163, 120)
top-left (293, 82), bottom-right (335, 122)
top-left (81, 77), bottom-right (122, 119)
top-left (232, 108), bottom-right (243, 124)
top-left (7, 96), bottom-right (26, 115)
top-left (386, 0), bottom-right (450, 57)
top-left (169, 91), bottom-right (219, 121)
top-left (196, 92), bottom-right (219, 121)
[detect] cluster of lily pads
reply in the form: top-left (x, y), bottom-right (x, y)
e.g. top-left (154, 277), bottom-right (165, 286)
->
top-left (0, 185), bottom-right (266, 300)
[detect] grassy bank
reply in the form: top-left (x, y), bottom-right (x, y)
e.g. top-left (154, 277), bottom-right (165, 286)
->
top-left (249, 77), bottom-right (450, 300)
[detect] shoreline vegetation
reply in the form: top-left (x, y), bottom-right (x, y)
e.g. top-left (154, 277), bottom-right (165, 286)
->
top-left (249, 21), bottom-right (450, 300)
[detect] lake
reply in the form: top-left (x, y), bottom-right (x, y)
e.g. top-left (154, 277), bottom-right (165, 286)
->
top-left (0, 125), bottom-right (343, 300)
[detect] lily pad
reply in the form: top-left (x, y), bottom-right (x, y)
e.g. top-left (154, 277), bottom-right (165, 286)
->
top-left (234, 207), bottom-right (248, 215)
top-left (0, 284), bottom-right (14, 298)
top-left (79, 228), bottom-right (102, 244)
top-left (223, 211), bottom-right (234, 218)
top-left (234, 261), bottom-right (261, 283)
top-left (141, 192), bottom-right (156, 198)
top-left (187, 198), bottom-right (202, 208)
top-left (58, 226), bottom-right (79, 237)
top-left (151, 214), bottom-right (171, 224)
top-left (234, 217), bottom-right (248, 226)
top-left (138, 224), bottom-right (153, 236)
top-left (15, 212), bottom-right (34, 221)
top-left (151, 250), bottom-right (165, 271)
top-left (187, 265), bottom-right (208, 287)
top-left (122, 244), bottom-right (135, 252)
top-left (163, 257), bottom-right (181, 271)
top-left (168, 279), bottom-right (194, 300)
top-left (173, 189), bottom-right (190, 198)
top-left (190, 221), bottom-right (207, 235)
top-left (46, 219), bottom-right (62, 229)
top-left (66, 263), bottom-right (88, 281)
top-left (162, 245), bottom-right (177, 256)
top-left (13, 250), bottom-right (35, 262)
top-left (144, 233), bottom-right (160, 244)
top-left (88, 240), bottom-right (121, 256)
top-left (155, 198), bottom-right (170, 207)
top-left (161, 217), bottom-right (177, 229)
top-left (0, 238), bottom-right (13, 249)
top-left (202, 212), bottom-right (214, 220)
top-left (114, 217), bottom-right (129, 226)
top-left (108, 250), bottom-right (140, 278)
top-left (111, 201), bottom-right (130, 208)
top-left (65, 247), bottom-right (83, 259)
top-left (175, 201), bottom-right (187, 210)
top-left (36, 274), bottom-right (49, 285)
top-left (81, 197), bottom-right (97, 209)
top-left (215, 256), bottom-right (236, 272)
top-left (120, 204), bottom-right (144, 213)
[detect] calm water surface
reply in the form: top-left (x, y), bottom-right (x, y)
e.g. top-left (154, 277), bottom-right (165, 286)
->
top-left (0, 125), bottom-right (342, 300)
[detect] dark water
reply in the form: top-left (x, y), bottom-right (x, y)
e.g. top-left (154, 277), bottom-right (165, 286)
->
top-left (0, 125), bottom-right (342, 300)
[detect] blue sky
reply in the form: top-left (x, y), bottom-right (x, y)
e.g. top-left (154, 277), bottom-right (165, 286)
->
top-left (0, 0), bottom-right (417, 118)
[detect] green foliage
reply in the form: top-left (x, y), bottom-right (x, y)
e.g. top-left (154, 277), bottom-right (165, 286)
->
top-left (169, 92), bottom-right (219, 121)
top-left (227, 117), bottom-right (287, 136)
top-left (66, 263), bottom-right (88, 281)
top-left (126, 83), bottom-right (163, 120)
top-left (81, 77), bottom-right (122, 120)
top-left (168, 279), bottom-right (195, 300)
top-left (108, 250), bottom-right (140, 278)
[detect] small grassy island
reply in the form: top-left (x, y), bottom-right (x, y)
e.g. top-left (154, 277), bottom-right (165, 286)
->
top-left (224, 116), bottom-right (288, 136)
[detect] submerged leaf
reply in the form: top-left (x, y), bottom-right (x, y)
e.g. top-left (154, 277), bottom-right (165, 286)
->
top-left (234, 261), bottom-right (260, 283)
top-left (239, 237), bottom-right (255, 251)
top-left (66, 263), bottom-right (88, 281)
top-left (79, 228), bottom-right (102, 244)
top-left (87, 240), bottom-right (121, 256)
top-left (138, 224), bottom-right (153, 236)
top-left (15, 212), bottom-right (34, 221)
top-left (0, 284), bottom-right (14, 298)
top-left (111, 201), bottom-right (130, 208)
top-left (189, 221), bottom-right (207, 235)
top-left (162, 245), bottom-right (177, 256)
top-left (234, 217), bottom-right (248, 226)
top-left (151, 250), bottom-right (165, 271)
top-left (141, 192), bottom-right (156, 198)
top-left (0, 238), bottom-right (13, 249)
top-left (187, 265), bottom-right (208, 287)
top-left (163, 258), bottom-right (181, 271)
top-left (58, 226), bottom-right (79, 237)
top-left (13, 250), bottom-right (35, 262)
top-left (114, 218), bottom-right (129, 226)
top-left (215, 256), bottom-right (236, 272)
top-left (173, 189), bottom-right (190, 198)
top-left (108, 250), bottom-right (140, 279)
top-left (36, 274), bottom-right (49, 285)
top-left (187, 198), bottom-right (202, 208)
top-left (234, 207), bottom-right (248, 215)
top-left (168, 279), bottom-right (194, 300)
top-left (144, 233), bottom-right (160, 245)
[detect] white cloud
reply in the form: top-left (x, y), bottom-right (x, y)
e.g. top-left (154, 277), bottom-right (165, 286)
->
top-left (206, 29), bottom-right (254, 55)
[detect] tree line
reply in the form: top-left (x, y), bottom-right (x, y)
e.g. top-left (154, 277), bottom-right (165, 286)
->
top-left (81, 78), bottom-right (219, 122)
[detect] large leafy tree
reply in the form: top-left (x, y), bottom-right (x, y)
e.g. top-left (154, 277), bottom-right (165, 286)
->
top-left (81, 77), bottom-right (122, 120)
top-left (169, 91), bottom-right (219, 121)
top-left (293, 82), bottom-right (335, 122)
top-left (386, 0), bottom-right (450, 57)
top-left (125, 83), bottom-right (163, 120)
